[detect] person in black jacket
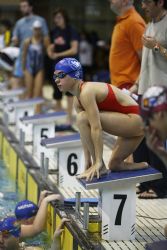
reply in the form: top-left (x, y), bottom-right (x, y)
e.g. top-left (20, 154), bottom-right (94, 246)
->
top-left (47, 8), bottom-right (79, 126)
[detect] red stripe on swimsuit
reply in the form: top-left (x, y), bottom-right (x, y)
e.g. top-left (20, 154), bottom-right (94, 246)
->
top-left (79, 83), bottom-right (139, 114)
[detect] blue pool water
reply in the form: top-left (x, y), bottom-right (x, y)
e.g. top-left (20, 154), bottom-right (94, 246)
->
top-left (0, 159), bottom-right (50, 249)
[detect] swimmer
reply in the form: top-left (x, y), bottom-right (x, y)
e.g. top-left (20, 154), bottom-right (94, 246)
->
top-left (140, 85), bottom-right (167, 236)
top-left (0, 216), bottom-right (70, 250)
top-left (54, 58), bottom-right (148, 181)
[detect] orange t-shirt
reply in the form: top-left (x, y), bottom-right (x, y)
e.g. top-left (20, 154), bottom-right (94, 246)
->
top-left (109, 7), bottom-right (146, 88)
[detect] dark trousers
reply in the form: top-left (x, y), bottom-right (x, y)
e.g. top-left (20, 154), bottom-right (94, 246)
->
top-left (133, 138), bottom-right (167, 196)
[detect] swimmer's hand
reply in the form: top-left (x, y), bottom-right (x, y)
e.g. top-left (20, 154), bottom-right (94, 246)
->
top-left (77, 162), bottom-right (106, 181)
top-left (53, 218), bottom-right (70, 238)
top-left (145, 127), bottom-right (167, 160)
top-left (44, 194), bottom-right (63, 203)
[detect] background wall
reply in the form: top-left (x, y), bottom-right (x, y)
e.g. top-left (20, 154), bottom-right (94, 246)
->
top-left (0, 0), bottom-right (144, 41)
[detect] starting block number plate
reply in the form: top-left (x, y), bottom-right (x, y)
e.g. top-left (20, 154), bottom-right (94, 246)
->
top-left (59, 147), bottom-right (84, 188)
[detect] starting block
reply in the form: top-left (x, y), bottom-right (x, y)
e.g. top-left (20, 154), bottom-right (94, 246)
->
top-left (21, 111), bottom-right (67, 165)
top-left (41, 133), bottom-right (84, 186)
top-left (0, 88), bottom-right (25, 110)
top-left (3, 97), bottom-right (44, 126)
top-left (78, 167), bottom-right (162, 241)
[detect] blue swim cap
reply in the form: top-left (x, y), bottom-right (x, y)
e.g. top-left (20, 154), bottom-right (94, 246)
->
top-left (55, 58), bottom-right (83, 79)
top-left (0, 217), bottom-right (21, 238)
top-left (15, 200), bottom-right (39, 220)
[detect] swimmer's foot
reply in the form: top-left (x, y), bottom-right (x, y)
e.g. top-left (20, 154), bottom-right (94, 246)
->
top-left (109, 161), bottom-right (149, 171)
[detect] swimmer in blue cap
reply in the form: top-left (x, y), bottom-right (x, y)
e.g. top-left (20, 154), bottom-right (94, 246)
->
top-left (15, 200), bottom-right (39, 224)
top-left (140, 85), bottom-right (167, 163)
top-left (140, 85), bottom-right (167, 237)
top-left (0, 193), bottom-right (62, 243)
top-left (54, 58), bottom-right (148, 181)
top-left (0, 216), bottom-right (69, 250)
top-left (0, 217), bottom-right (21, 238)
top-left (0, 217), bottom-right (21, 250)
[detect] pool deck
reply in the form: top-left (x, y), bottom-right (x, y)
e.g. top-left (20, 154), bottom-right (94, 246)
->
top-left (0, 85), bottom-right (167, 250)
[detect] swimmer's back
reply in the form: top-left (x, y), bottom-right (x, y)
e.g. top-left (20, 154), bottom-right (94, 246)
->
top-left (81, 82), bottom-right (138, 107)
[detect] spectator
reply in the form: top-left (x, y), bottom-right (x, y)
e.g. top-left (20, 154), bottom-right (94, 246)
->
top-left (109, 0), bottom-right (145, 89)
top-left (0, 19), bottom-right (12, 51)
top-left (22, 20), bottom-right (48, 112)
top-left (11, 0), bottom-right (49, 89)
top-left (131, 0), bottom-right (167, 199)
top-left (79, 30), bottom-right (93, 81)
top-left (47, 8), bottom-right (79, 126)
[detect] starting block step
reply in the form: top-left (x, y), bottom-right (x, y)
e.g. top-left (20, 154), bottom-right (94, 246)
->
top-left (64, 197), bottom-right (98, 207)
top-left (21, 111), bottom-right (66, 124)
top-left (0, 87), bottom-right (25, 98)
top-left (78, 167), bottom-right (162, 241)
top-left (41, 133), bottom-right (80, 148)
top-left (0, 88), bottom-right (26, 111)
top-left (79, 167), bottom-right (162, 190)
top-left (3, 97), bottom-right (44, 126)
top-left (6, 97), bottom-right (44, 108)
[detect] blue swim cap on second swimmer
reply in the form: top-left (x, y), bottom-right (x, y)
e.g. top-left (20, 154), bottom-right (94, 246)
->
top-left (55, 58), bottom-right (83, 79)
top-left (0, 217), bottom-right (21, 238)
top-left (15, 200), bottom-right (39, 220)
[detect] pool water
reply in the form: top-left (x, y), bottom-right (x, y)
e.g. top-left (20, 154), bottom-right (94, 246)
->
top-left (0, 159), bottom-right (50, 249)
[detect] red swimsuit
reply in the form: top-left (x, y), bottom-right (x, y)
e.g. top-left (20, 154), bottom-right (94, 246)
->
top-left (79, 83), bottom-right (139, 114)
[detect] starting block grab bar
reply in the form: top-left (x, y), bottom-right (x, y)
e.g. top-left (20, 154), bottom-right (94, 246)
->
top-left (78, 167), bottom-right (162, 241)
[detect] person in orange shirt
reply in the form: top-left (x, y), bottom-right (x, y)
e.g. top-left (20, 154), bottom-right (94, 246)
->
top-left (109, 0), bottom-right (146, 90)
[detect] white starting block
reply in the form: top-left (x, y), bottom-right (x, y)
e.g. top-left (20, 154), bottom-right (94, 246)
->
top-left (0, 80), bottom-right (9, 91)
top-left (78, 167), bottom-right (162, 241)
top-left (0, 88), bottom-right (25, 110)
top-left (41, 133), bottom-right (85, 187)
top-left (21, 111), bottom-right (67, 165)
top-left (3, 97), bottom-right (44, 130)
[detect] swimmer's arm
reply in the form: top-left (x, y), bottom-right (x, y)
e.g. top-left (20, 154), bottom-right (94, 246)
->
top-left (48, 218), bottom-right (70, 250)
top-left (48, 237), bottom-right (61, 250)
top-left (146, 127), bottom-right (167, 168)
top-left (20, 194), bottom-right (62, 238)
top-left (81, 89), bottom-right (103, 165)
top-left (73, 97), bottom-right (83, 113)
top-left (74, 97), bottom-right (92, 167)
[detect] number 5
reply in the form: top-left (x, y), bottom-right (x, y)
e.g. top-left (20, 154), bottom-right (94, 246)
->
top-left (41, 128), bottom-right (49, 139)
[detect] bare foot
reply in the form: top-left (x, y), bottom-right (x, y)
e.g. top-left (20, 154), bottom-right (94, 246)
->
top-left (138, 189), bottom-right (158, 199)
top-left (109, 161), bottom-right (148, 171)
